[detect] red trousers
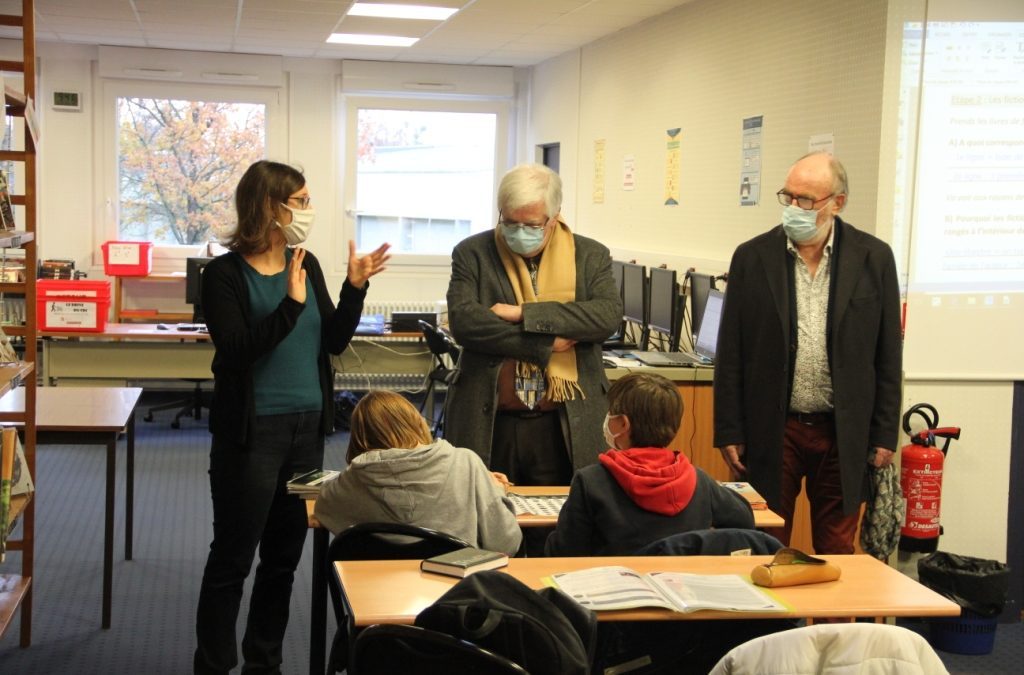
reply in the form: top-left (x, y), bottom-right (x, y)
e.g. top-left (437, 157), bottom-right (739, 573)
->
top-left (763, 415), bottom-right (859, 554)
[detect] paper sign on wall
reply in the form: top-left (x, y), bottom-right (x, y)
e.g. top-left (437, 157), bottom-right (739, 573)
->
top-left (665, 128), bottom-right (681, 205)
top-left (739, 115), bottom-right (763, 206)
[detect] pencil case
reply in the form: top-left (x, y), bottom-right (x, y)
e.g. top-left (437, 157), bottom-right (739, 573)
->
top-left (750, 547), bottom-right (842, 587)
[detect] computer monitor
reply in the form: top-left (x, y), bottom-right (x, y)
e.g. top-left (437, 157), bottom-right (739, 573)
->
top-left (646, 266), bottom-right (681, 351)
top-left (185, 256), bottom-right (213, 322)
top-left (604, 259), bottom-right (627, 345)
top-left (610, 259), bottom-right (624, 299)
top-left (687, 271), bottom-right (717, 343)
top-left (621, 262), bottom-right (647, 326)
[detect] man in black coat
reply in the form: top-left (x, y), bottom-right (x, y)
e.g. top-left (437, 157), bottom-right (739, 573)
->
top-left (713, 152), bottom-right (902, 554)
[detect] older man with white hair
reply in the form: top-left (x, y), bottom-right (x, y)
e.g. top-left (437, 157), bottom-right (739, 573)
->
top-left (445, 163), bottom-right (622, 487)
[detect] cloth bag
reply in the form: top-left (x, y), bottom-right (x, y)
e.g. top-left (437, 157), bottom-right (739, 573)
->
top-left (414, 570), bottom-right (595, 675)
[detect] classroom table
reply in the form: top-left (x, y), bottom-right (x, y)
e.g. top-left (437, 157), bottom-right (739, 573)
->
top-left (40, 323), bottom-right (213, 386)
top-left (335, 554), bottom-right (960, 627)
top-left (303, 484), bottom-right (784, 674)
top-left (0, 386), bottom-right (143, 629)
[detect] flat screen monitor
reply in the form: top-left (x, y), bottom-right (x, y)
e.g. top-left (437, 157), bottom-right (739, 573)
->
top-left (647, 266), bottom-right (680, 349)
top-left (610, 259), bottom-right (624, 301)
top-left (621, 262), bottom-right (647, 325)
top-left (688, 271), bottom-right (717, 342)
top-left (185, 256), bottom-right (214, 321)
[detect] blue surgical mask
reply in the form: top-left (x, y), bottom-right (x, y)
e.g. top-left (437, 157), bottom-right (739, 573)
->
top-left (501, 224), bottom-right (546, 256)
top-left (781, 204), bottom-right (827, 243)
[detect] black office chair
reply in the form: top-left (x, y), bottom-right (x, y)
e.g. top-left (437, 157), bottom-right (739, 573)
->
top-left (327, 522), bottom-right (472, 673)
top-left (143, 311), bottom-right (209, 428)
top-left (417, 320), bottom-right (461, 436)
top-left (351, 623), bottom-right (529, 675)
top-left (143, 379), bottom-right (209, 428)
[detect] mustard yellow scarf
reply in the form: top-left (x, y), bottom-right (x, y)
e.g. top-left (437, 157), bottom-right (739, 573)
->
top-left (494, 221), bottom-right (584, 403)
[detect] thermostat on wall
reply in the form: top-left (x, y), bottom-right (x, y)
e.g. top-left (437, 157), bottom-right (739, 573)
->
top-left (52, 90), bottom-right (81, 111)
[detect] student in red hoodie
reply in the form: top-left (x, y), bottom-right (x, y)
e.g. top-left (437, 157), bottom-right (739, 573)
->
top-left (545, 371), bottom-right (753, 556)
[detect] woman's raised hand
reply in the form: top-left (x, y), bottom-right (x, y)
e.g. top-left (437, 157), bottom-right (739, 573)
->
top-left (347, 241), bottom-right (391, 289)
top-left (287, 247), bottom-right (307, 303)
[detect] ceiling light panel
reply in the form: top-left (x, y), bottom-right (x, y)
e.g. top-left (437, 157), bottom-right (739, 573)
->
top-left (348, 3), bottom-right (458, 21)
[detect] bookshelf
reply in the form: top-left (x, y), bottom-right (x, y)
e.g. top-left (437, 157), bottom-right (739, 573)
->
top-left (0, 0), bottom-right (38, 648)
top-left (113, 273), bottom-right (193, 323)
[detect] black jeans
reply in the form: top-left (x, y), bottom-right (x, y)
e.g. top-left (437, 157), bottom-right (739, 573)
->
top-left (194, 411), bottom-right (323, 675)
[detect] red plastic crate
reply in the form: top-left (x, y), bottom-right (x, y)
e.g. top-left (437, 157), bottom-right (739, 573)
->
top-left (101, 240), bottom-right (153, 276)
top-left (37, 279), bottom-right (112, 332)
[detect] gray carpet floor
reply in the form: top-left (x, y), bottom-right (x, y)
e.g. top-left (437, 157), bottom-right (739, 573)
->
top-left (1, 391), bottom-right (1020, 673)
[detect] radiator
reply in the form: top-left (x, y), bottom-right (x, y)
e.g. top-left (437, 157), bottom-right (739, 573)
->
top-left (334, 372), bottom-right (427, 392)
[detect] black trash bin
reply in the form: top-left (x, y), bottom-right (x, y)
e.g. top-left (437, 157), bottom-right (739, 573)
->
top-left (917, 551), bottom-right (1010, 655)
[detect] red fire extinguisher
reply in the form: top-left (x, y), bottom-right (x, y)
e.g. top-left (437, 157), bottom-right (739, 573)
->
top-left (898, 403), bottom-right (961, 553)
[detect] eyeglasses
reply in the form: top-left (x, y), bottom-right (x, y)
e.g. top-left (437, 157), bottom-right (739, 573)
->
top-left (498, 216), bottom-right (548, 230)
top-left (776, 190), bottom-right (834, 210)
top-left (288, 195), bottom-right (312, 209)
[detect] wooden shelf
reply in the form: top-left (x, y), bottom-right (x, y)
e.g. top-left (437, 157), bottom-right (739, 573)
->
top-left (0, 361), bottom-right (33, 397)
top-left (0, 574), bottom-right (32, 638)
top-left (0, 0), bottom-right (37, 648)
top-left (113, 273), bottom-right (191, 323)
top-left (0, 231), bottom-right (33, 248)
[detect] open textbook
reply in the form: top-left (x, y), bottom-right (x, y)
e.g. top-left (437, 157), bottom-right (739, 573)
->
top-left (550, 566), bottom-right (786, 613)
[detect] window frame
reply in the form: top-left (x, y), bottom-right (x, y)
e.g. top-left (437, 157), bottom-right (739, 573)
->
top-left (96, 79), bottom-right (283, 271)
top-left (339, 94), bottom-right (511, 267)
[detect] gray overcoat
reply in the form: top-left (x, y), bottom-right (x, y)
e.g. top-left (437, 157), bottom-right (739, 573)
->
top-left (444, 229), bottom-right (622, 471)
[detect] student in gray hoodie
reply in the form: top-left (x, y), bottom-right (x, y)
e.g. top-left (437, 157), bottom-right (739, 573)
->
top-left (314, 390), bottom-right (522, 556)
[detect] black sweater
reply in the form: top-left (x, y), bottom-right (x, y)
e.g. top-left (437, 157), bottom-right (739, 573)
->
top-left (200, 250), bottom-right (365, 446)
top-left (545, 465), bottom-right (755, 556)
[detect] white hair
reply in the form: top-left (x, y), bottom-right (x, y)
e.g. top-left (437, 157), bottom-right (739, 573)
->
top-left (497, 163), bottom-right (562, 218)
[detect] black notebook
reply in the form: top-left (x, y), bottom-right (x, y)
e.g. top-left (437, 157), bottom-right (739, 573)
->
top-left (420, 547), bottom-right (509, 578)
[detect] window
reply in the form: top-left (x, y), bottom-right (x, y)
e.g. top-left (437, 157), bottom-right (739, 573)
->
top-left (117, 97), bottom-right (265, 246)
top-left (100, 80), bottom-right (280, 262)
top-left (343, 98), bottom-right (509, 261)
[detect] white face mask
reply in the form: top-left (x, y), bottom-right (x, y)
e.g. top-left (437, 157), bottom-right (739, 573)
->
top-left (603, 413), bottom-right (623, 449)
top-left (277, 203), bottom-right (316, 245)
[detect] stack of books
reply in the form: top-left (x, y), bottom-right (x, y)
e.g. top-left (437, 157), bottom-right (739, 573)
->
top-left (286, 468), bottom-right (340, 495)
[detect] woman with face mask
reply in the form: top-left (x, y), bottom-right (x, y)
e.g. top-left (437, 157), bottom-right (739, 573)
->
top-left (194, 160), bottom-right (390, 675)
top-left (544, 372), bottom-right (754, 557)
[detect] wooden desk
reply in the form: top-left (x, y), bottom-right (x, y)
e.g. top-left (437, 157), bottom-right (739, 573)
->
top-left (510, 485), bottom-right (784, 529)
top-left (0, 386), bottom-right (143, 629)
top-left (336, 554), bottom-right (959, 627)
top-left (41, 323), bottom-right (213, 386)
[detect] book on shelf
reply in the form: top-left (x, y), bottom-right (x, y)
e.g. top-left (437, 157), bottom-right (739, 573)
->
top-left (720, 481), bottom-right (768, 510)
top-left (548, 565), bottom-right (786, 614)
top-left (420, 547), bottom-right (510, 578)
top-left (0, 170), bottom-right (14, 231)
top-left (1, 428), bottom-right (17, 560)
top-left (286, 468), bottom-right (340, 495)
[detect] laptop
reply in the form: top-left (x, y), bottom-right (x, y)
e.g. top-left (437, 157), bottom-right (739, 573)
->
top-left (630, 289), bottom-right (724, 367)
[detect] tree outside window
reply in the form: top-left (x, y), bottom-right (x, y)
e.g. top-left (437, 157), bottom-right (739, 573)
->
top-left (117, 98), bottom-right (265, 246)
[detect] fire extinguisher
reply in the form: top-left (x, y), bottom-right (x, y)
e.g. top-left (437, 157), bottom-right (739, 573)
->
top-left (898, 403), bottom-right (961, 553)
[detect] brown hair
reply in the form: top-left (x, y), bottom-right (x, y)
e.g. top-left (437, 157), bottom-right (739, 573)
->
top-left (222, 160), bottom-right (305, 255)
top-left (346, 391), bottom-right (433, 464)
top-left (606, 372), bottom-right (682, 448)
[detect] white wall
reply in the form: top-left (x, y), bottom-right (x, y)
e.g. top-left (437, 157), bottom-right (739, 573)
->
top-left (527, 0), bottom-right (1014, 562)
top-left (15, 0), bottom-right (1017, 561)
